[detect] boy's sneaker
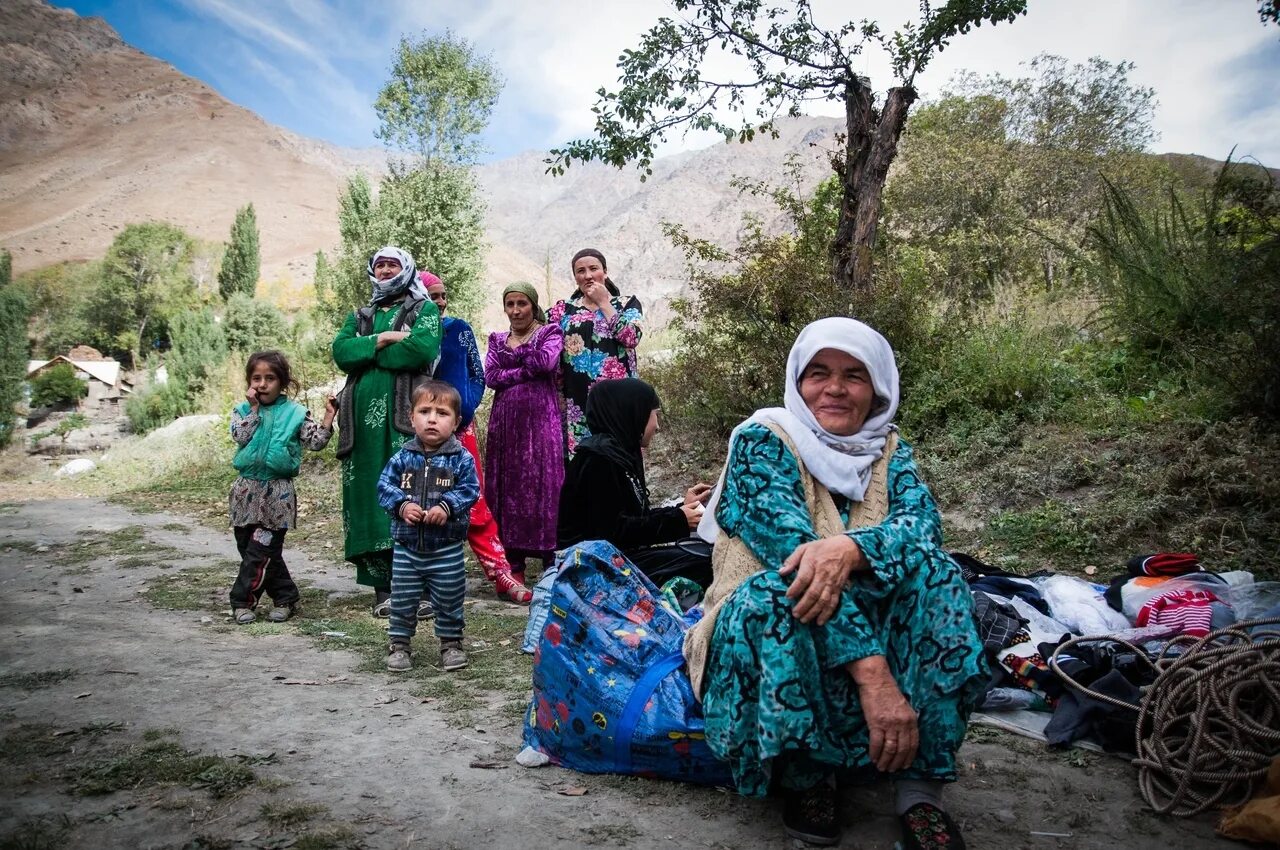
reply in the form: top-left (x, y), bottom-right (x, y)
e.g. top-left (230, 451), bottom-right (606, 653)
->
top-left (267, 602), bottom-right (301, 623)
top-left (386, 642), bottom-right (412, 672)
top-left (233, 607), bottom-right (256, 625)
top-left (440, 640), bottom-right (467, 672)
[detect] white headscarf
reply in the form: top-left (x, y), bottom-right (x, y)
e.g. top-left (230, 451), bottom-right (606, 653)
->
top-left (697, 317), bottom-right (900, 542)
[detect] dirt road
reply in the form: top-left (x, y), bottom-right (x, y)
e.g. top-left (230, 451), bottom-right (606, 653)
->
top-left (0, 498), bottom-right (1232, 849)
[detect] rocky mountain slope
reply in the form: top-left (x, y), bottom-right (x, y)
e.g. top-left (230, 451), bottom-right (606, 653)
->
top-left (0, 0), bottom-right (839, 325)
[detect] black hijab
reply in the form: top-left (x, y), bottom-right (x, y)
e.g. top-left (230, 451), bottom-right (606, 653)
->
top-left (577, 378), bottom-right (659, 495)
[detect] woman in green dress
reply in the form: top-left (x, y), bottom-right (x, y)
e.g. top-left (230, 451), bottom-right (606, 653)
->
top-left (683, 317), bottom-right (986, 848)
top-left (332, 246), bottom-right (442, 615)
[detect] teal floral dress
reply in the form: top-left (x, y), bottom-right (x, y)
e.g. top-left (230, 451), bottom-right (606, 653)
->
top-left (548, 294), bottom-right (643, 458)
top-left (701, 424), bottom-right (987, 796)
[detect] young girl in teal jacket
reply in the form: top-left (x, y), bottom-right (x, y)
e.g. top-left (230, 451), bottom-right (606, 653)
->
top-left (228, 351), bottom-right (336, 624)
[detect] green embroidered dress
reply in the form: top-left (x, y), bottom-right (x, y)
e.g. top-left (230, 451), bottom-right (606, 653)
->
top-left (332, 304), bottom-right (441, 588)
top-left (701, 424), bottom-right (986, 796)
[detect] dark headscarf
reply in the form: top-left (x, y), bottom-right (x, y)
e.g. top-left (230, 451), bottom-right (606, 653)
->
top-left (577, 378), bottom-right (660, 496)
top-left (570, 247), bottom-right (621, 298)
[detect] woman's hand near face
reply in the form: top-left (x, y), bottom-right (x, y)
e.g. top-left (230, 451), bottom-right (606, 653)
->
top-left (780, 535), bottom-right (866, 625)
top-left (580, 281), bottom-right (614, 315)
top-left (376, 330), bottom-right (410, 349)
top-left (848, 656), bottom-right (919, 772)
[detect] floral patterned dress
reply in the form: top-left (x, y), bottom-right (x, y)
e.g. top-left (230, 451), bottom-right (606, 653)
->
top-left (701, 425), bottom-right (987, 796)
top-left (547, 293), bottom-right (643, 458)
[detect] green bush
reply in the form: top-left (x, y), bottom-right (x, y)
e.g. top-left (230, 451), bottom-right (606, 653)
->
top-left (1090, 159), bottom-right (1280, 418)
top-left (652, 176), bottom-right (931, 435)
top-left (223, 293), bottom-right (287, 354)
top-left (125, 380), bottom-right (190, 434)
top-left (29, 363), bottom-right (87, 408)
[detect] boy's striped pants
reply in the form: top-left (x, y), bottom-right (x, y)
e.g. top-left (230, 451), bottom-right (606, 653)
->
top-left (389, 542), bottom-right (466, 643)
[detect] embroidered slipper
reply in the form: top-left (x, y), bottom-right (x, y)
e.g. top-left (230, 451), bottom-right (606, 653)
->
top-left (782, 782), bottom-right (841, 846)
top-left (900, 802), bottom-right (966, 850)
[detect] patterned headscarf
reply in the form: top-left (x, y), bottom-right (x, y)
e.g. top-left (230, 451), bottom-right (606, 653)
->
top-left (698, 317), bottom-right (899, 542)
top-left (367, 246), bottom-right (421, 307)
top-left (501, 282), bottom-right (547, 325)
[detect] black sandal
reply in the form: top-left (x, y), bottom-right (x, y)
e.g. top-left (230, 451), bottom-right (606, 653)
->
top-left (782, 783), bottom-right (841, 846)
top-left (900, 802), bottom-right (966, 850)
top-left (371, 590), bottom-right (391, 619)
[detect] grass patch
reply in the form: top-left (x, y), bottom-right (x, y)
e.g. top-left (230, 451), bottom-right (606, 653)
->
top-left (294, 826), bottom-right (360, 850)
top-left (0, 814), bottom-right (75, 850)
top-left (115, 556), bottom-right (157, 569)
top-left (260, 801), bottom-right (328, 828)
top-left (144, 564), bottom-right (233, 611)
top-left (0, 669), bottom-right (77, 690)
top-left (73, 740), bottom-right (256, 797)
top-left (48, 526), bottom-right (185, 570)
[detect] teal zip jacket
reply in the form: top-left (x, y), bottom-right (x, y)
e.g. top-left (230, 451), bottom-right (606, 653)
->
top-left (231, 398), bottom-right (309, 480)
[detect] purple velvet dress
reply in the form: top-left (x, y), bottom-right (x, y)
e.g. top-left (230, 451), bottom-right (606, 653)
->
top-left (484, 323), bottom-right (565, 563)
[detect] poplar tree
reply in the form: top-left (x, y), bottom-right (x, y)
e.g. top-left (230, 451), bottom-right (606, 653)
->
top-left (218, 203), bottom-right (261, 300)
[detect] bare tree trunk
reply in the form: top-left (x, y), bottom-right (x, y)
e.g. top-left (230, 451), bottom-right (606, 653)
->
top-left (831, 81), bottom-right (916, 292)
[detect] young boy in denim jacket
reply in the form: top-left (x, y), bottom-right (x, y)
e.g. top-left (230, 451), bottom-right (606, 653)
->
top-left (376, 380), bottom-right (479, 672)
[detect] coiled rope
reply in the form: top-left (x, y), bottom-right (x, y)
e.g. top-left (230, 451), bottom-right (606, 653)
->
top-left (1049, 617), bottom-right (1280, 817)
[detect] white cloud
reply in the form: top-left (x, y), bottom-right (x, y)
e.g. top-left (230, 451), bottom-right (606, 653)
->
top-left (163, 0), bottom-right (1280, 164)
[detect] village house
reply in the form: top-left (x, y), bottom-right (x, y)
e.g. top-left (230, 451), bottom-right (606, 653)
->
top-left (25, 345), bottom-right (133, 419)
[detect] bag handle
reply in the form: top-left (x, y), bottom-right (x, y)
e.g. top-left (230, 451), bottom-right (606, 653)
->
top-left (613, 652), bottom-right (686, 773)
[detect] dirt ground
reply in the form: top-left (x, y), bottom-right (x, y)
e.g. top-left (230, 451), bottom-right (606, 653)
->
top-left (0, 495), bottom-right (1239, 849)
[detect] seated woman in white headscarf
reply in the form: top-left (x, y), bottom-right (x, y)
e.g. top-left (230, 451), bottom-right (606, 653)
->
top-left (683, 317), bottom-right (986, 849)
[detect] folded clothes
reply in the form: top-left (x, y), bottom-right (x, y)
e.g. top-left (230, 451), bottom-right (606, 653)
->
top-left (1127, 552), bottom-right (1202, 578)
top-left (1136, 587), bottom-right (1229, 638)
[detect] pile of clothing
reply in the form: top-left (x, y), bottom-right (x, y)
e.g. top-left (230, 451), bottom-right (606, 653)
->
top-left (961, 551), bottom-right (1280, 753)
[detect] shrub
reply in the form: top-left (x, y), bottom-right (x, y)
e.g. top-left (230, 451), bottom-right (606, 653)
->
top-left (125, 380), bottom-right (190, 434)
top-left (1089, 158), bottom-right (1280, 419)
top-left (29, 363), bottom-right (87, 408)
top-left (223, 293), bottom-right (286, 353)
top-left (652, 175), bottom-right (932, 435)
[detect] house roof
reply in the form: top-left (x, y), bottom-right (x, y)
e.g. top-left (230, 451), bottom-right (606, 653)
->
top-left (27, 356), bottom-right (129, 388)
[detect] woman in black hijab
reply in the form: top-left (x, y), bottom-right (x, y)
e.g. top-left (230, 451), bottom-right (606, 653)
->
top-left (556, 378), bottom-right (712, 589)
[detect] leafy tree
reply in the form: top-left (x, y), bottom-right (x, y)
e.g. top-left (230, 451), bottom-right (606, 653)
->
top-left (318, 33), bottom-right (499, 326)
top-left (87, 223), bottom-right (196, 366)
top-left (549, 0), bottom-right (1027, 291)
top-left (223, 292), bottom-right (287, 353)
top-left (0, 250), bottom-right (29, 447)
top-left (166, 307), bottom-right (227, 404)
top-left (375, 31), bottom-right (502, 168)
top-left (29, 362), bottom-right (87, 408)
top-left (217, 203), bottom-right (260, 300)
top-left (14, 262), bottom-right (96, 358)
top-left (1262, 1), bottom-right (1278, 26)
top-left (884, 55), bottom-right (1167, 297)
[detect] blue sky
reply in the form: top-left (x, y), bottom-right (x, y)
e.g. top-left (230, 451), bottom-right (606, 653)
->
top-left (57, 0), bottom-right (1280, 166)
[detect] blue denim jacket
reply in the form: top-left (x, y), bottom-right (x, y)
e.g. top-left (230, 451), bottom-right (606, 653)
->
top-left (377, 434), bottom-right (478, 551)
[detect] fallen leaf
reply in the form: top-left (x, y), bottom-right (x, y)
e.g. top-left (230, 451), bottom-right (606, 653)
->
top-left (558, 786), bottom-right (588, 797)
top-left (469, 760), bottom-right (507, 770)
top-left (279, 679), bottom-right (321, 686)
top-left (72, 587), bottom-right (84, 593)
top-left (74, 692), bottom-right (92, 699)
top-left (390, 713), bottom-right (405, 718)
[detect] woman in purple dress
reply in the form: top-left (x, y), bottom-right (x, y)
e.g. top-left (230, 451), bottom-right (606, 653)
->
top-left (484, 283), bottom-right (565, 584)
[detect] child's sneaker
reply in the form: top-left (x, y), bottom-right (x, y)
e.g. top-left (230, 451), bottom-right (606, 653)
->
top-left (440, 640), bottom-right (467, 672)
top-left (386, 642), bottom-right (412, 672)
top-left (267, 602), bottom-right (301, 623)
top-left (234, 607), bottom-right (256, 625)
